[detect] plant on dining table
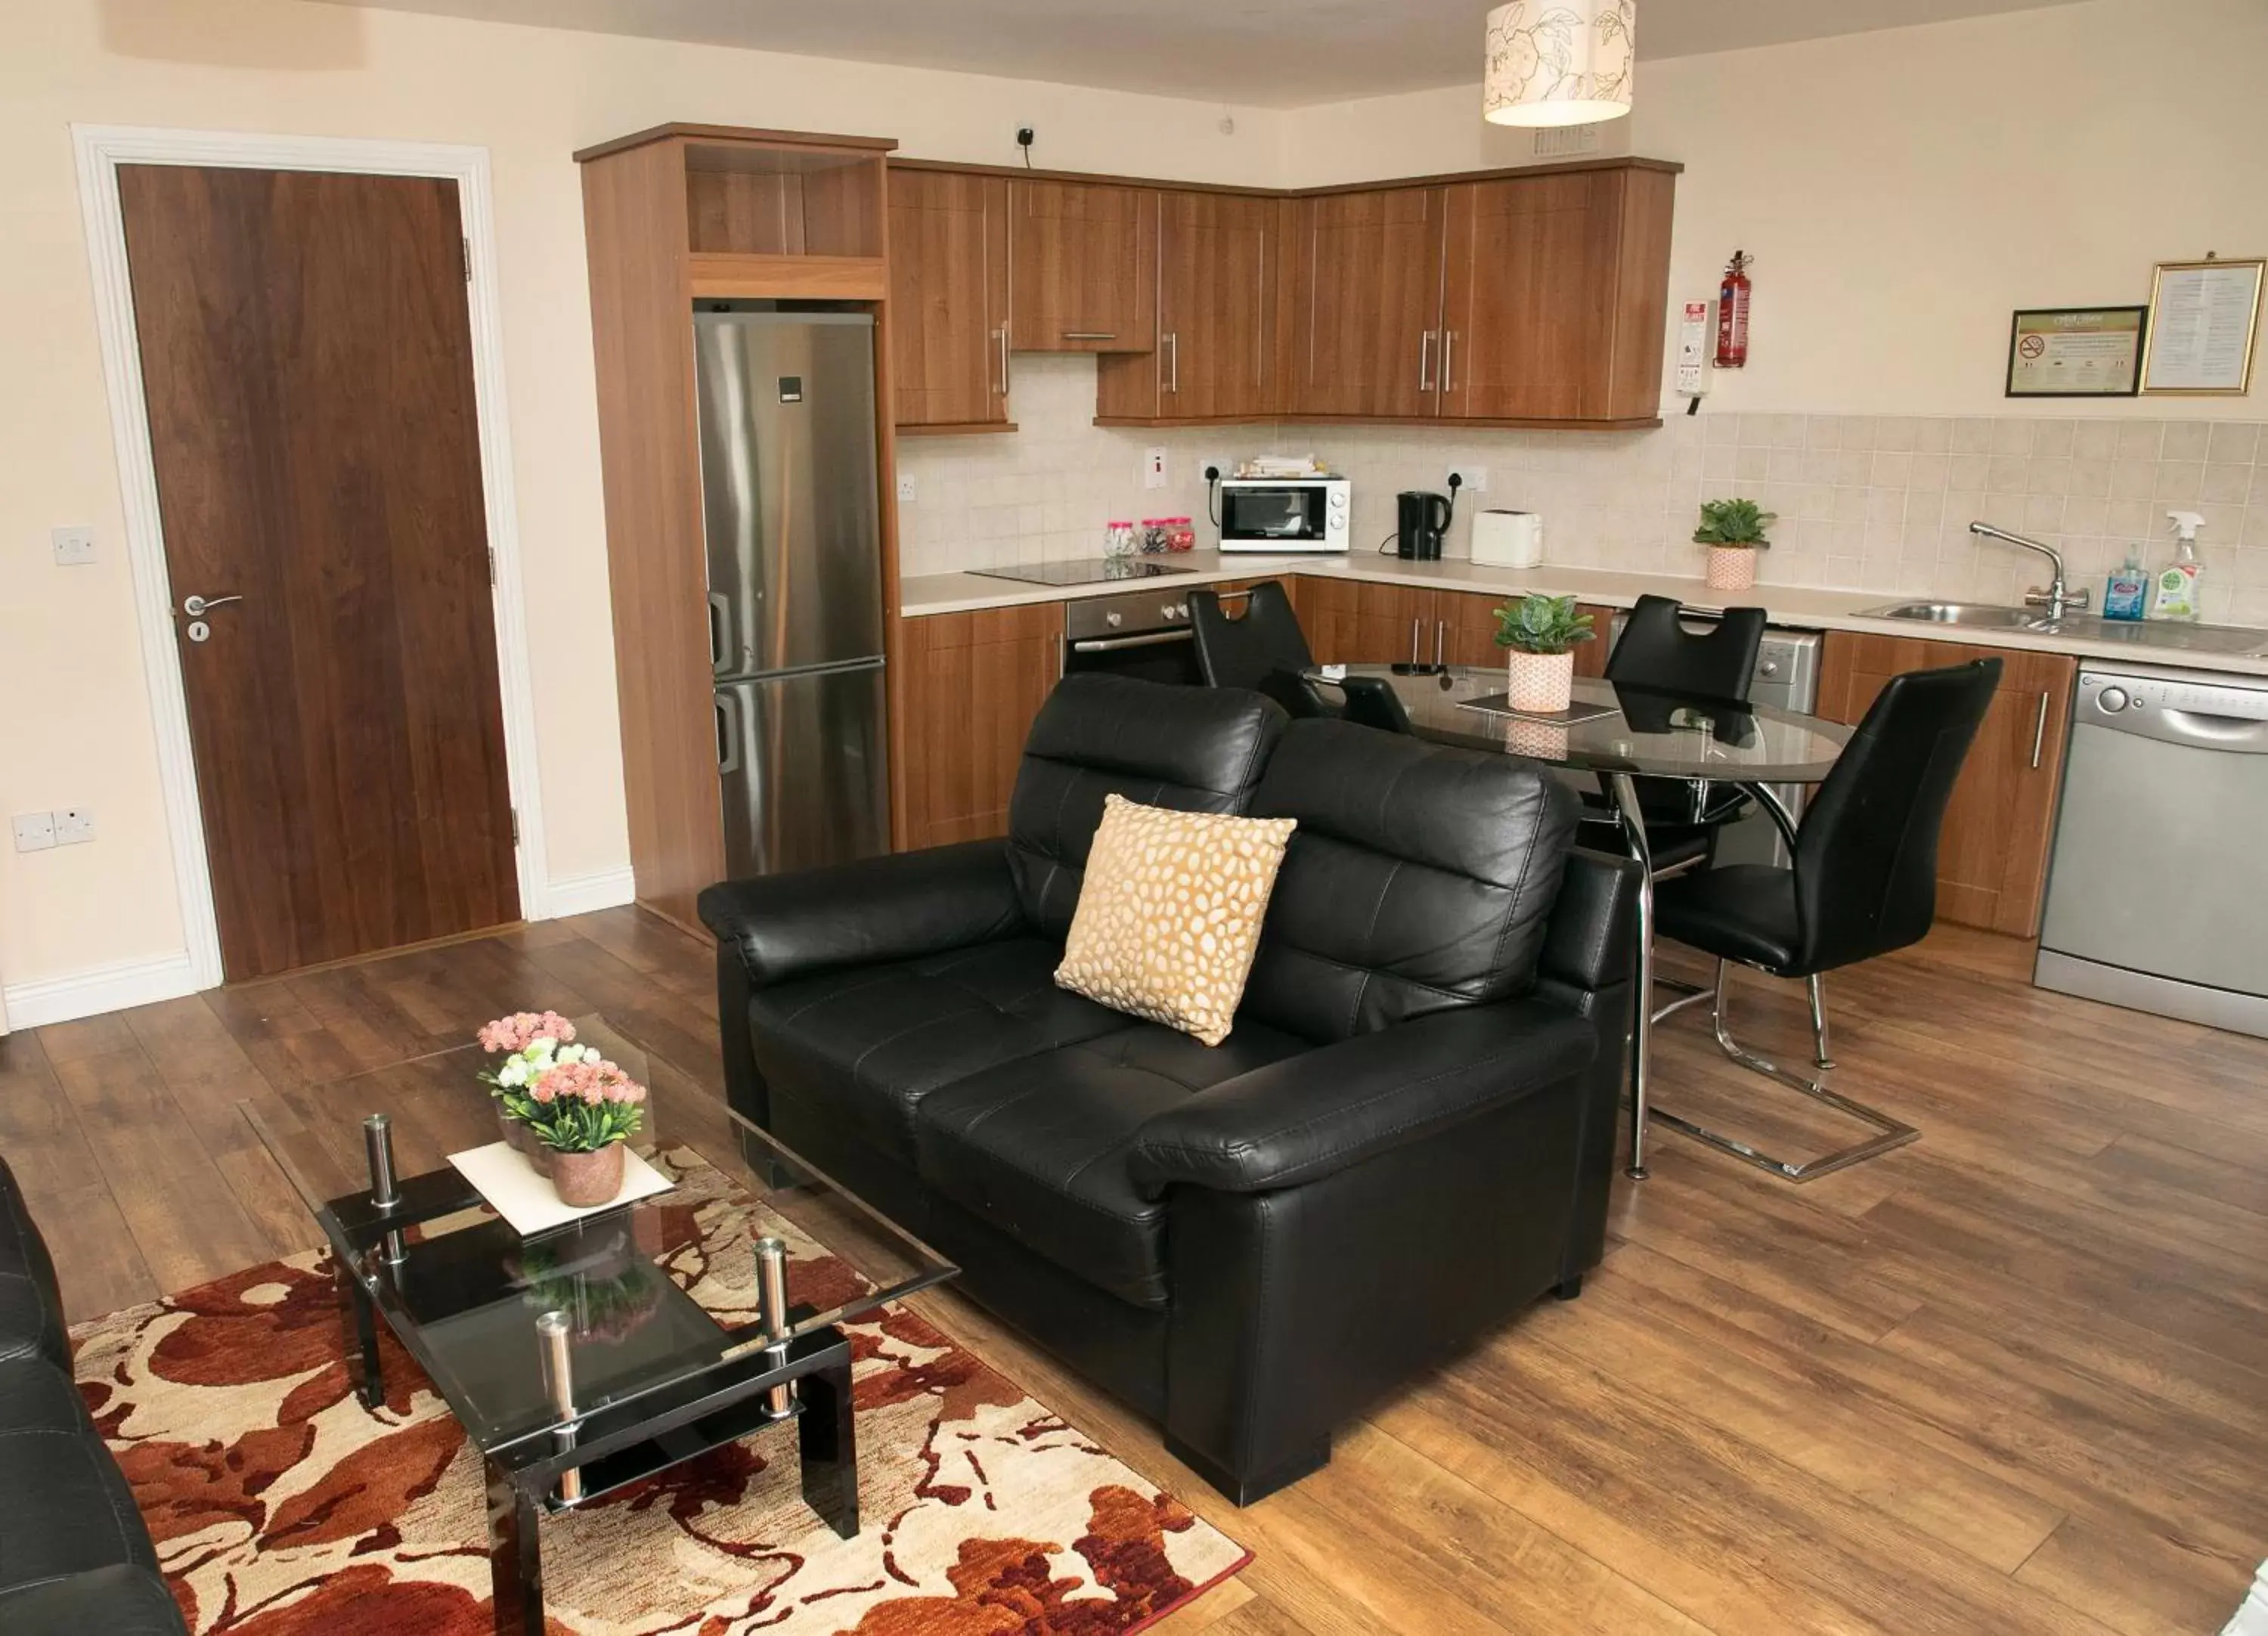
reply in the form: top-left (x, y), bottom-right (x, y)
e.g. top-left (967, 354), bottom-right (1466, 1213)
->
top-left (1492, 593), bottom-right (1596, 655)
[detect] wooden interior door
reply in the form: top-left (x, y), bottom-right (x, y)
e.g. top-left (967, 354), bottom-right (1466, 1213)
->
top-left (1008, 179), bottom-right (1155, 353)
top-left (119, 164), bottom-right (519, 981)
top-left (1441, 172), bottom-right (1619, 422)
top-left (888, 169), bottom-right (1009, 429)
top-left (1817, 633), bottom-right (2074, 937)
top-left (1164, 191), bottom-right (1273, 420)
top-left (1289, 187), bottom-right (1446, 418)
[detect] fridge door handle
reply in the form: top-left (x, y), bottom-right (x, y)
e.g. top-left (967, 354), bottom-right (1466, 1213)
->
top-left (715, 690), bottom-right (742, 775)
top-left (708, 592), bottom-right (733, 674)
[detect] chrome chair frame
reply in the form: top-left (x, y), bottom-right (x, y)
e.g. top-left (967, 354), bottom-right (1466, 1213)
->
top-left (1644, 785), bottom-right (1918, 1182)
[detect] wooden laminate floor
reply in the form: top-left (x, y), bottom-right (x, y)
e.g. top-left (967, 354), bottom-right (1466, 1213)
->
top-left (4, 909), bottom-right (2263, 1635)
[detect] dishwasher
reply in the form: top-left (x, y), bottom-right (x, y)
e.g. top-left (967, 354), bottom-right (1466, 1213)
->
top-left (2036, 661), bottom-right (2268, 1036)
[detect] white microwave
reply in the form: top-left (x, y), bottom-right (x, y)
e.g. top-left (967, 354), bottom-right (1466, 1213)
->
top-left (1217, 477), bottom-right (1351, 553)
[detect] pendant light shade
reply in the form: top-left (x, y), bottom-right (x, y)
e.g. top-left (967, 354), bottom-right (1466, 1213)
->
top-left (1482, 0), bottom-right (1635, 127)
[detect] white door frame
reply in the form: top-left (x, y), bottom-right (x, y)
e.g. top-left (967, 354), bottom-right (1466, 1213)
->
top-left (73, 124), bottom-right (553, 992)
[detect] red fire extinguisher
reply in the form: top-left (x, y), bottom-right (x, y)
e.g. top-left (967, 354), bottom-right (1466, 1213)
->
top-left (1715, 250), bottom-right (1752, 369)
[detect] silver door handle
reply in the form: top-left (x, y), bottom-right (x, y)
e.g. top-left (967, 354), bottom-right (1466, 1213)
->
top-left (1070, 630), bottom-right (1195, 652)
top-left (1434, 619), bottom-right (1446, 668)
top-left (996, 326), bottom-right (1009, 395)
top-left (1061, 331), bottom-right (1117, 341)
top-left (715, 693), bottom-right (742, 775)
top-left (181, 593), bottom-right (242, 616)
top-left (1419, 330), bottom-right (1435, 392)
top-left (2030, 692), bottom-right (2050, 770)
top-left (1167, 332), bottom-right (1179, 394)
top-left (1442, 330), bottom-right (1457, 394)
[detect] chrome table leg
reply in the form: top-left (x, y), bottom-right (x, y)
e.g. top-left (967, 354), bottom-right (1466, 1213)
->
top-left (1609, 772), bottom-right (1655, 1180)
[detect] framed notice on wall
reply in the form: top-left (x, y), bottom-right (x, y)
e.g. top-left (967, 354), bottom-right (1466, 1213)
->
top-left (2005, 306), bottom-right (2146, 397)
top-left (2142, 258), bottom-right (2264, 395)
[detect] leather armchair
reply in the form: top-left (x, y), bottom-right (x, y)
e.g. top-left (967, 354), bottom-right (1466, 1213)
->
top-left (702, 674), bottom-right (1639, 1503)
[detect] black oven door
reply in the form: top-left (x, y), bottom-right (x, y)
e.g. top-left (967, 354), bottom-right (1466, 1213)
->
top-left (1222, 485), bottom-right (1325, 544)
top-left (1064, 628), bottom-right (1202, 686)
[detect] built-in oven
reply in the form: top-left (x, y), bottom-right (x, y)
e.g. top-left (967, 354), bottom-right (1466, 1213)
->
top-left (1063, 587), bottom-right (1205, 686)
top-left (1218, 477), bottom-right (1351, 553)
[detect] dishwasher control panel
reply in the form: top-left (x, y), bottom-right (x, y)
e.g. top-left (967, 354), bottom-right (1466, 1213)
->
top-left (2079, 666), bottom-right (2268, 724)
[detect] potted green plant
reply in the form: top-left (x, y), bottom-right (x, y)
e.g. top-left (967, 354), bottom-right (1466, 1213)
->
top-left (1693, 497), bottom-right (1777, 591)
top-left (1492, 593), bottom-right (1596, 714)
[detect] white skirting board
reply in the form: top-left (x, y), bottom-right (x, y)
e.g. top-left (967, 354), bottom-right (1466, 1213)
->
top-left (2228, 1562), bottom-right (2268, 1636)
top-left (5, 867), bottom-right (639, 1030)
top-left (1, 951), bottom-right (200, 1032)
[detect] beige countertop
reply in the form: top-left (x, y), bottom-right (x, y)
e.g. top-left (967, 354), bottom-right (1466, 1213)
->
top-left (900, 551), bottom-right (2268, 680)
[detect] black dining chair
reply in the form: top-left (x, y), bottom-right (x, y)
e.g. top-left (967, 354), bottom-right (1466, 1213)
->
top-left (1188, 582), bottom-right (1334, 720)
top-left (1646, 658), bottom-right (2002, 1181)
top-left (1576, 595), bottom-right (1768, 870)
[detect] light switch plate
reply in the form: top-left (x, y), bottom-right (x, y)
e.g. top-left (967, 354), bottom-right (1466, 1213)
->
top-left (53, 808), bottom-right (94, 846)
top-left (51, 526), bottom-right (96, 566)
top-left (11, 813), bottom-right (56, 853)
top-left (1144, 447), bottom-right (1169, 489)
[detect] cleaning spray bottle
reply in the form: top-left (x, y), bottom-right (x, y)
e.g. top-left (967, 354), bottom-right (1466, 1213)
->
top-left (2151, 510), bottom-right (2207, 621)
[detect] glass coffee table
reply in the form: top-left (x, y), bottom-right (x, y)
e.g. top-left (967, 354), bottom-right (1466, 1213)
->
top-left (239, 1015), bottom-right (956, 1636)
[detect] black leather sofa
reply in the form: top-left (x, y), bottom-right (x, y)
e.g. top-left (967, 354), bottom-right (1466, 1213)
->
top-left (0, 1158), bottom-right (187, 1634)
top-left (701, 674), bottom-right (1638, 1502)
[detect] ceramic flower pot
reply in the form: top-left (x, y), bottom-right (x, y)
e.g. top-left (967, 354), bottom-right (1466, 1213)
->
top-left (1706, 545), bottom-right (1758, 591)
top-left (1505, 649), bottom-right (1576, 714)
top-left (549, 1142), bottom-right (626, 1209)
top-left (498, 1110), bottom-right (553, 1174)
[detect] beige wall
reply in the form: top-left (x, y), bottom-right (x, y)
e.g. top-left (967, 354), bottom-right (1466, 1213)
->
top-left (1278, 0), bottom-right (2268, 418)
top-left (0, 0), bottom-right (1282, 1017)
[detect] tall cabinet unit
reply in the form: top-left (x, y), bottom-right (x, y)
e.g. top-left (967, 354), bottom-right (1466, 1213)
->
top-left (576, 124), bottom-right (901, 933)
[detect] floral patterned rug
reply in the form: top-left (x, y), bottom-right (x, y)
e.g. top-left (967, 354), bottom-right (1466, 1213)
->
top-left (70, 1152), bottom-right (1249, 1634)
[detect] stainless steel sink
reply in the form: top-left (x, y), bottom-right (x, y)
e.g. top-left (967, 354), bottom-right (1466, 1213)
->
top-left (1861, 600), bottom-right (2055, 632)
top-left (1859, 600), bottom-right (2268, 657)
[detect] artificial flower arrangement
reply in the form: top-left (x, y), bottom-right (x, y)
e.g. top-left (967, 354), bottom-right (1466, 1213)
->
top-left (477, 1010), bottom-right (649, 1207)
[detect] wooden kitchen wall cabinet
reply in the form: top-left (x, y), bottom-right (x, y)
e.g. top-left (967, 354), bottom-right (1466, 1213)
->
top-left (889, 168), bottom-right (1011, 433)
top-left (1097, 190), bottom-right (1275, 423)
top-left (1009, 179), bottom-right (1156, 354)
top-left (895, 603), bottom-right (1064, 848)
top-left (1440, 166), bottom-right (1675, 424)
top-left (1818, 633), bottom-right (2076, 938)
top-left (1285, 187), bottom-right (1449, 420)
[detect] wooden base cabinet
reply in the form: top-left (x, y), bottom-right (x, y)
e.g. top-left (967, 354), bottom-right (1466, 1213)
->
top-left (895, 604), bottom-right (1064, 849)
top-left (1297, 580), bottom-right (1611, 677)
top-left (1818, 633), bottom-right (2075, 938)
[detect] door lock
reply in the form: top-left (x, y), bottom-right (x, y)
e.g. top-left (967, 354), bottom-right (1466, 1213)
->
top-left (186, 620), bottom-right (211, 643)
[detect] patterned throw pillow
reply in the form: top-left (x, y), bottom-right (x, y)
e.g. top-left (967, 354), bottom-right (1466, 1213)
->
top-left (1054, 795), bottom-right (1297, 1046)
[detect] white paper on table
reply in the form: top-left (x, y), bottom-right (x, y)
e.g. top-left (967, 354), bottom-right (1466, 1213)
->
top-left (447, 1141), bottom-right (674, 1237)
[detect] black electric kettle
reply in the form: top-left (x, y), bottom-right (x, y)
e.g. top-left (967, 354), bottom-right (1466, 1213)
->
top-left (1396, 490), bottom-right (1452, 559)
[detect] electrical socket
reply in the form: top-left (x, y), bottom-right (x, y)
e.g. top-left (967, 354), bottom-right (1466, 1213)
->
top-left (1143, 447), bottom-right (1169, 490)
top-left (54, 808), bottom-right (95, 846)
top-left (11, 813), bottom-right (55, 853)
top-left (896, 476), bottom-right (917, 504)
top-left (1445, 466), bottom-right (1488, 494)
top-left (1198, 454), bottom-right (1230, 485)
top-left (51, 526), bottom-right (96, 566)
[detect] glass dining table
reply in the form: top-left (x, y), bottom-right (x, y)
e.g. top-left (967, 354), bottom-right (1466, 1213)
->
top-left (1304, 665), bottom-right (1852, 1179)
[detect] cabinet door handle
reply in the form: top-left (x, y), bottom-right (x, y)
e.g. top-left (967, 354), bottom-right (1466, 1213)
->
top-left (1434, 619), bottom-right (1446, 668)
top-left (1442, 330), bottom-right (1457, 394)
top-left (995, 326), bottom-right (1009, 395)
top-left (1419, 330), bottom-right (1436, 392)
top-left (1062, 330), bottom-right (1117, 341)
top-left (1167, 332), bottom-right (1179, 394)
top-left (2031, 690), bottom-right (2050, 770)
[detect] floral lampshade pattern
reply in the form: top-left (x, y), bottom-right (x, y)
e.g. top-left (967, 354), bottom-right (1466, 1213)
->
top-left (1482, 0), bottom-right (1636, 127)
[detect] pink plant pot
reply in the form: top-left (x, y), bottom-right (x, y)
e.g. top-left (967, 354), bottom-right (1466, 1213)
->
top-left (1505, 649), bottom-right (1575, 714)
top-left (498, 1110), bottom-right (552, 1174)
top-left (1705, 546), bottom-right (1758, 591)
top-left (549, 1143), bottom-right (627, 1209)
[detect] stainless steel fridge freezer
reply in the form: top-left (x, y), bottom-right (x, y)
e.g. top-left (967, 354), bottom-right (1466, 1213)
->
top-left (694, 306), bottom-right (890, 877)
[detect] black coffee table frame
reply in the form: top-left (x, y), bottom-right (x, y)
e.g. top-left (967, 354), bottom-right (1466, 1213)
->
top-left (314, 1140), bottom-right (861, 1636)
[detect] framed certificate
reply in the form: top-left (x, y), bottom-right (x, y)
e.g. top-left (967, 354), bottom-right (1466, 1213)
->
top-left (2142, 258), bottom-right (2264, 395)
top-left (2005, 306), bottom-right (2146, 397)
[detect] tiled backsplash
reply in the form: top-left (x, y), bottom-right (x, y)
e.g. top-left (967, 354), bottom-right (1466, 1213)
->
top-left (897, 355), bottom-right (2268, 624)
